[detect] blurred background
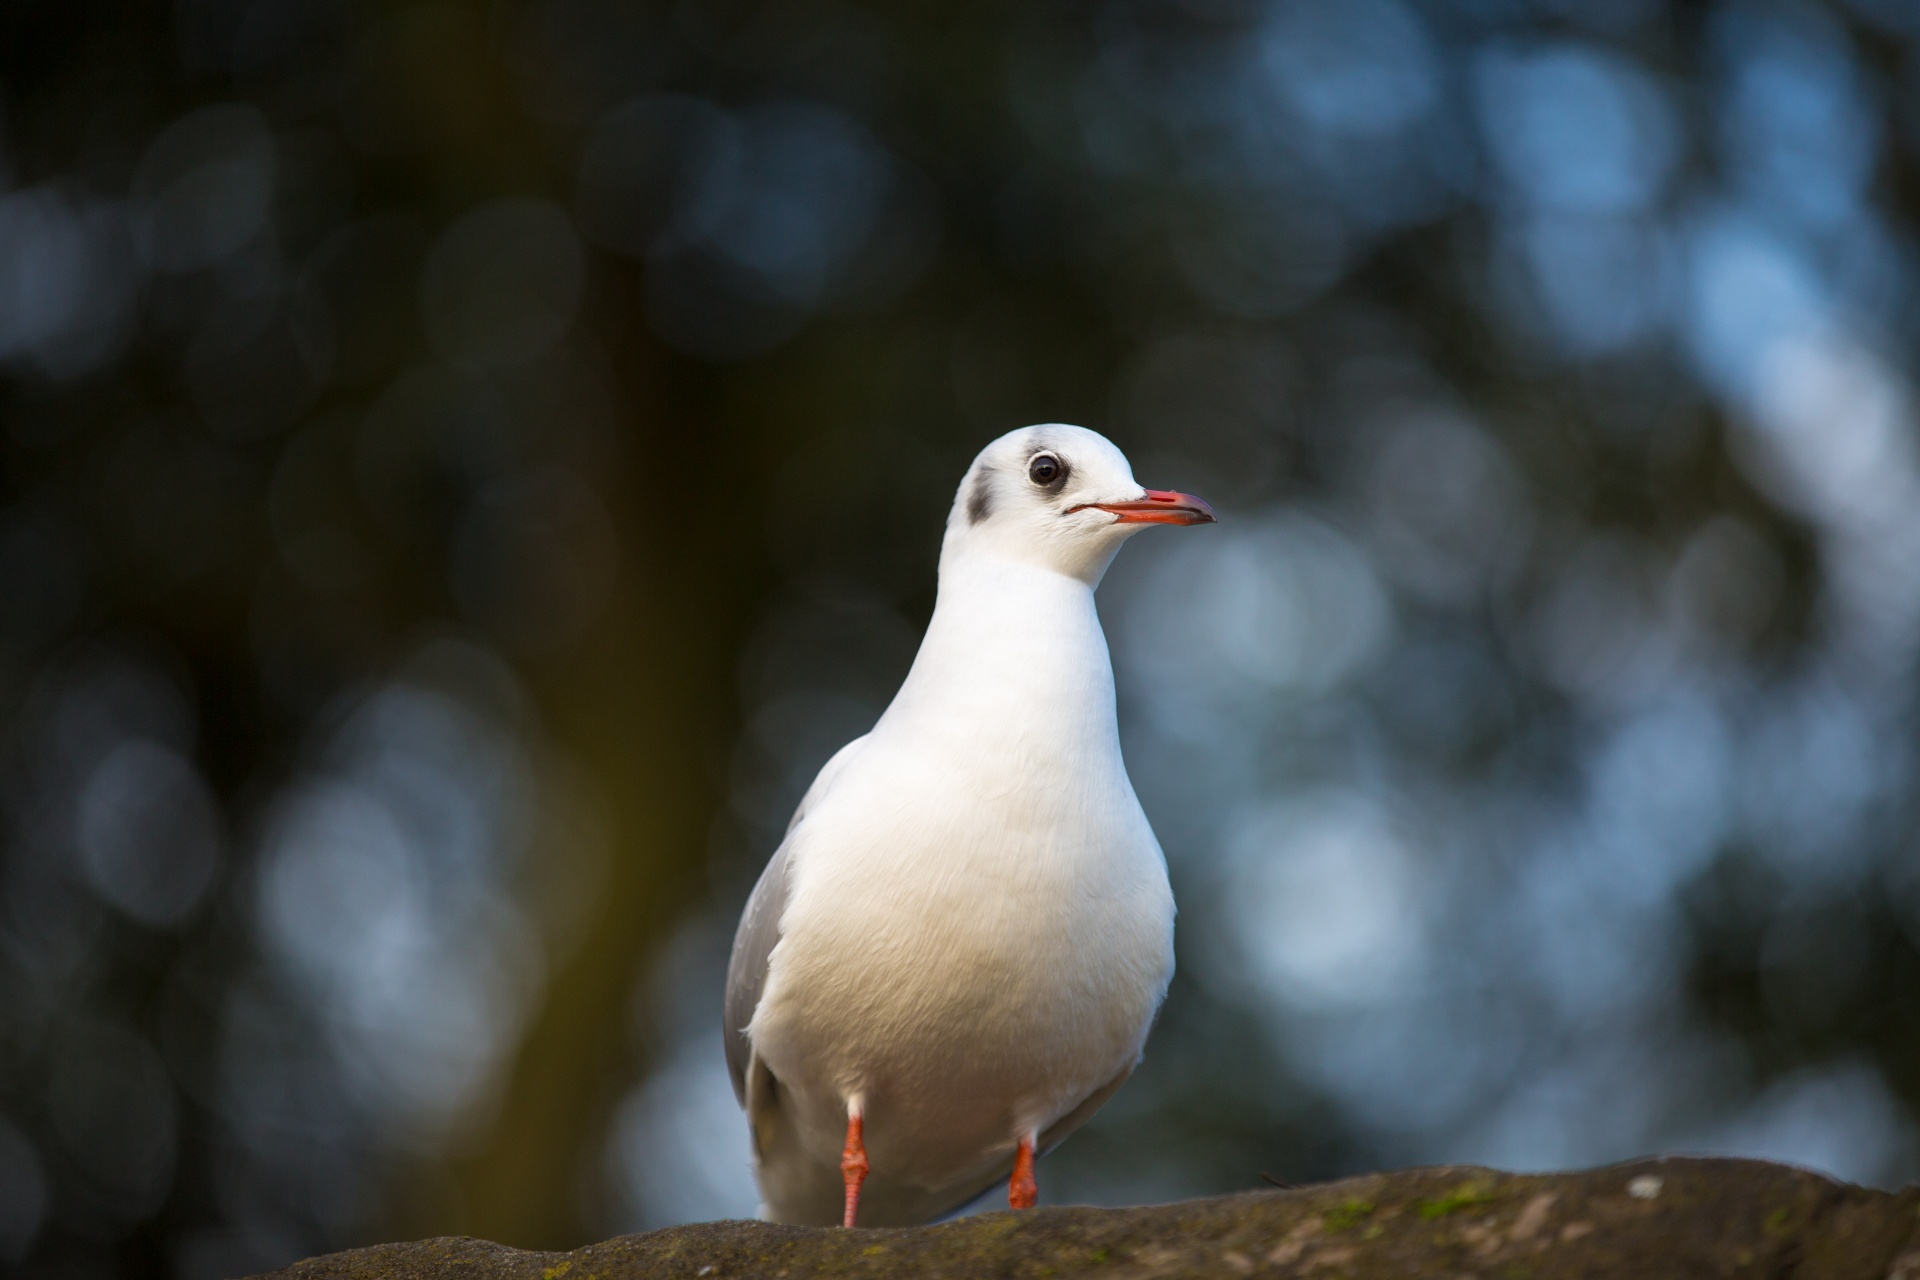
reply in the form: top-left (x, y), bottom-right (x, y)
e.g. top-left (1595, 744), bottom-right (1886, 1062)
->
top-left (3, 0), bottom-right (1920, 1274)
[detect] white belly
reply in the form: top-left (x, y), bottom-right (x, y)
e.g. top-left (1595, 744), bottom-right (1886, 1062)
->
top-left (751, 759), bottom-right (1175, 1196)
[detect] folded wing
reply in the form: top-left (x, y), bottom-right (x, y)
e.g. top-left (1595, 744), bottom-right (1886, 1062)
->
top-left (724, 734), bottom-right (871, 1104)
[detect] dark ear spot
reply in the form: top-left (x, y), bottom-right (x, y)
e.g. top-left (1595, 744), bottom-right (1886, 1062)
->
top-left (967, 471), bottom-right (993, 525)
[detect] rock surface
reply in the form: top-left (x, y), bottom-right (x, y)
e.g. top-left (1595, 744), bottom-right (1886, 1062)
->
top-left (252, 1158), bottom-right (1920, 1279)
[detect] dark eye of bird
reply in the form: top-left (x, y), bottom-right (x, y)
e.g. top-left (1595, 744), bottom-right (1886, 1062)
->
top-left (1028, 454), bottom-right (1066, 487)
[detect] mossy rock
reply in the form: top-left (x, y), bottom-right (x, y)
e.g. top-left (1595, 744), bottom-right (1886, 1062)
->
top-left (252, 1157), bottom-right (1920, 1279)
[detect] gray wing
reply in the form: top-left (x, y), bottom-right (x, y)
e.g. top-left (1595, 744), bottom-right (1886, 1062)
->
top-left (724, 837), bottom-right (790, 1105)
top-left (724, 734), bottom-right (869, 1105)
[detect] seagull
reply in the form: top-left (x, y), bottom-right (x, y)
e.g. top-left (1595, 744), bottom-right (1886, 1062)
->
top-left (724, 424), bottom-right (1214, 1227)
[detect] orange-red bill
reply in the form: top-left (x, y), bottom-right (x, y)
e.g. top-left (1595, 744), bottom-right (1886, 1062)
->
top-left (1070, 488), bottom-right (1216, 525)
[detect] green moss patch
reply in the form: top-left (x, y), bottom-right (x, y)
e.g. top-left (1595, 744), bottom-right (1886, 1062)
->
top-left (1416, 1182), bottom-right (1499, 1220)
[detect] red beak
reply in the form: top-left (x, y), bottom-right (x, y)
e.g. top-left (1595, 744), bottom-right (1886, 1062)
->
top-left (1070, 488), bottom-right (1217, 526)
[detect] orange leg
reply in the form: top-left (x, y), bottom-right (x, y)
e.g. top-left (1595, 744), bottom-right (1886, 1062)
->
top-left (840, 1109), bottom-right (869, 1228)
top-left (1009, 1134), bottom-right (1037, 1210)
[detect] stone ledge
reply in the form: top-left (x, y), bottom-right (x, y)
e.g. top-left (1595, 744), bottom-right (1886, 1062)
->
top-left (251, 1157), bottom-right (1920, 1279)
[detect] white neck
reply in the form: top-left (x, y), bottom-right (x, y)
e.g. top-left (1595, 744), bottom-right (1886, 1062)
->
top-left (874, 550), bottom-right (1120, 770)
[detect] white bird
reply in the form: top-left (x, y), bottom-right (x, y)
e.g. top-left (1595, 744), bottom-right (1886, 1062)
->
top-left (724, 424), bottom-right (1214, 1227)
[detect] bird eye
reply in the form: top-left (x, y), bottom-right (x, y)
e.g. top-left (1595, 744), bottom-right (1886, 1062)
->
top-left (1028, 454), bottom-right (1067, 487)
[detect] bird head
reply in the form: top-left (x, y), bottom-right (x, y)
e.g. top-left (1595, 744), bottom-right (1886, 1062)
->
top-left (944, 424), bottom-right (1215, 584)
